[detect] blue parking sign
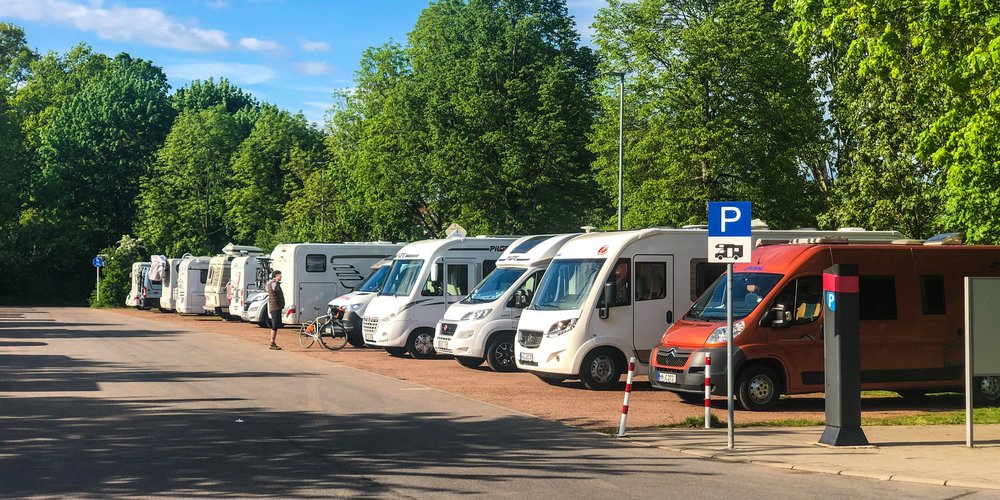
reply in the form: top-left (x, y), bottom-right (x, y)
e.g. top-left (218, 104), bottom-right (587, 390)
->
top-left (708, 201), bottom-right (751, 237)
top-left (92, 256), bottom-right (105, 268)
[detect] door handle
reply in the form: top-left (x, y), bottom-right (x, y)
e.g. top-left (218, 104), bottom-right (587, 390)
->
top-left (667, 310), bottom-right (673, 323)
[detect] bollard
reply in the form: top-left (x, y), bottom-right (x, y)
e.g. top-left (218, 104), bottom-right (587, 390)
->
top-left (617, 356), bottom-right (637, 437)
top-left (819, 264), bottom-right (869, 446)
top-left (704, 353), bottom-right (712, 428)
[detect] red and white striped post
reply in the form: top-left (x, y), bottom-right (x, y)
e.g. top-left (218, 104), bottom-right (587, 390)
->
top-left (617, 356), bottom-right (638, 437)
top-left (704, 353), bottom-right (712, 428)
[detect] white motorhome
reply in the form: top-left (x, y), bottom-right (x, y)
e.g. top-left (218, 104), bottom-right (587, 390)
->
top-left (175, 256), bottom-right (211, 315)
top-left (327, 258), bottom-right (392, 347)
top-left (363, 236), bottom-right (517, 358)
top-left (271, 242), bottom-right (403, 325)
top-left (514, 226), bottom-right (904, 389)
top-left (125, 262), bottom-right (162, 309)
top-left (227, 254), bottom-right (271, 320)
top-left (434, 234), bottom-right (578, 371)
top-left (204, 243), bottom-right (265, 318)
top-left (158, 258), bottom-right (184, 311)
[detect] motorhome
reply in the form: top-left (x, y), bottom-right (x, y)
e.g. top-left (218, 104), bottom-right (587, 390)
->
top-left (270, 242), bottom-right (403, 325)
top-left (363, 236), bottom-right (517, 358)
top-left (327, 258), bottom-right (392, 347)
top-left (158, 256), bottom-right (187, 311)
top-left (125, 262), bottom-right (162, 309)
top-left (650, 237), bottom-right (1000, 410)
top-left (514, 227), bottom-right (904, 390)
top-left (175, 256), bottom-right (211, 315)
top-left (204, 244), bottom-right (265, 318)
top-left (227, 254), bottom-right (271, 320)
top-left (434, 234), bottom-right (579, 371)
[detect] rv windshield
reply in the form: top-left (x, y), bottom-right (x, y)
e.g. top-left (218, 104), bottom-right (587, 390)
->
top-left (379, 259), bottom-right (423, 297)
top-left (357, 265), bottom-right (391, 293)
top-left (686, 272), bottom-right (783, 321)
top-left (462, 267), bottom-right (526, 304)
top-left (530, 259), bottom-right (605, 311)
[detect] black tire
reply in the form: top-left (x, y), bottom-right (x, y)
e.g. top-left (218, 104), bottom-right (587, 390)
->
top-left (677, 391), bottom-right (704, 405)
top-left (298, 322), bottom-right (316, 349)
top-left (345, 324), bottom-right (365, 348)
top-left (579, 348), bottom-right (624, 390)
top-left (386, 346), bottom-right (408, 357)
top-left (533, 373), bottom-right (567, 386)
top-left (406, 328), bottom-right (437, 359)
top-left (485, 333), bottom-right (518, 372)
top-left (318, 320), bottom-right (348, 351)
top-left (257, 312), bottom-right (269, 328)
top-left (896, 390), bottom-right (928, 401)
top-left (736, 364), bottom-right (782, 411)
top-left (158, 307), bottom-right (168, 313)
top-left (456, 356), bottom-right (485, 368)
top-left (974, 376), bottom-right (1000, 407)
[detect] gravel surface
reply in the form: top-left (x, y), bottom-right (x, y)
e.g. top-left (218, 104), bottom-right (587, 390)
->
top-left (110, 308), bottom-right (959, 432)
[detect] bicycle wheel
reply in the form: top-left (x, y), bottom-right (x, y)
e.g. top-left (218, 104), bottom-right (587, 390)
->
top-left (318, 319), bottom-right (348, 351)
top-left (298, 321), bottom-right (316, 349)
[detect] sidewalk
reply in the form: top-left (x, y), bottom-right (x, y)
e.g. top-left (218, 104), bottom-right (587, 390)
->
top-left (625, 424), bottom-right (1000, 491)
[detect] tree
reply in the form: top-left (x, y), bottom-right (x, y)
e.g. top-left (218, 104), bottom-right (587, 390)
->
top-left (591, 0), bottom-right (826, 229)
top-left (137, 106), bottom-right (242, 256)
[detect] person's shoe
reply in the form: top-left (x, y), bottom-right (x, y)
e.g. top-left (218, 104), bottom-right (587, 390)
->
top-left (269, 343), bottom-right (282, 350)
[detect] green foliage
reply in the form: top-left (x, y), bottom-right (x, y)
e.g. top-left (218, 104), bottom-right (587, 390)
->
top-left (90, 235), bottom-right (148, 308)
top-left (137, 106), bottom-right (243, 256)
top-left (592, 0), bottom-right (826, 230)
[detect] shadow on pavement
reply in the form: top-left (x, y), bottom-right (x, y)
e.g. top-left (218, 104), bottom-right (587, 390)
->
top-left (0, 327), bottom-right (170, 339)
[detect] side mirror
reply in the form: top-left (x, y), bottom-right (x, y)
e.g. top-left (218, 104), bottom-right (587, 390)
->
top-left (512, 289), bottom-right (529, 309)
top-left (430, 261), bottom-right (440, 282)
top-left (599, 282), bottom-right (616, 319)
top-left (770, 303), bottom-right (791, 328)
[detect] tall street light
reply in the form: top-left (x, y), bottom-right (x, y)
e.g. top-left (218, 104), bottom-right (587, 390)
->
top-left (607, 71), bottom-right (625, 231)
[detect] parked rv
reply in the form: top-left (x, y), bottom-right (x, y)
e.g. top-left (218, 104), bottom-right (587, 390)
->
top-left (227, 254), bottom-right (271, 320)
top-left (175, 256), bottom-right (211, 315)
top-left (242, 291), bottom-right (269, 327)
top-left (204, 244), bottom-right (265, 318)
top-left (327, 258), bottom-right (392, 347)
top-left (270, 242), bottom-right (403, 325)
top-left (514, 227), bottom-right (904, 390)
top-left (125, 262), bottom-right (162, 310)
top-left (363, 236), bottom-right (516, 358)
top-left (159, 257), bottom-right (185, 311)
top-left (650, 238), bottom-right (1000, 410)
top-left (434, 234), bottom-right (578, 371)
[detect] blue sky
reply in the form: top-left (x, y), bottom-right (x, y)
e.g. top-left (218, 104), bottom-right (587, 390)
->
top-left (0, 0), bottom-right (603, 125)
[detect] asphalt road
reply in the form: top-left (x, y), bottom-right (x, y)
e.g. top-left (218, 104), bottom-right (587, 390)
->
top-left (1, 307), bottom-right (995, 499)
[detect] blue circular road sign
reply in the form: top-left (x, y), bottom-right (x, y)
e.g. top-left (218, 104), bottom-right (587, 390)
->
top-left (92, 256), bottom-right (105, 268)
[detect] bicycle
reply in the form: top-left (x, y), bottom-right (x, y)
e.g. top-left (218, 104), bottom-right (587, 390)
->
top-left (298, 307), bottom-right (349, 351)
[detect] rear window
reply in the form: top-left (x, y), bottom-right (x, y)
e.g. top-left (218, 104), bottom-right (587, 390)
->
top-left (305, 254), bottom-right (327, 273)
top-left (859, 275), bottom-right (897, 320)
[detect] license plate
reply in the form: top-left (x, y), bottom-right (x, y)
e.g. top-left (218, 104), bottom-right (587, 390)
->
top-left (437, 339), bottom-right (449, 350)
top-left (364, 333), bottom-right (374, 342)
top-left (658, 372), bottom-right (677, 384)
top-left (519, 352), bottom-right (534, 363)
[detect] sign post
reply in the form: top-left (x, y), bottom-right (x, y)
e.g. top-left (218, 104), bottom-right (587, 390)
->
top-left (92, 256), bottom-right (105, 302)
top-left (965, 277), bottom-right (1000, 447)
top-left (708, 201), bottom-right (752, 450)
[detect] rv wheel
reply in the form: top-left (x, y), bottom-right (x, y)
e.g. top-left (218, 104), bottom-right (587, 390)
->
top-left (406, 329), bottom-right (437, 359)
top-left (579, 348), bottom-right (623, 390)
top-left (533, 374), bottom-right (567, 386)
top-left (386, 347), bottom-right (408, 357)
top-left (456, 356), bottom-right (485, 368)
top-left (676, 392), bottom-right (704, 405)
top-left (486, 333), bottom-right (518, 372)
top-left (974, 376), bottom-right (1000, 407)
top-left (736, 364), bottom-right (781, 411)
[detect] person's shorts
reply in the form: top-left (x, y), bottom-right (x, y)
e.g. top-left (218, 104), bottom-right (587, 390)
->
top-left (270, 310), bottom-right (283, 329)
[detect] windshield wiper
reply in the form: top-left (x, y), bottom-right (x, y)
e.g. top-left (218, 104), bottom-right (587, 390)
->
top-left (533, 303), bottom-right (561, 310)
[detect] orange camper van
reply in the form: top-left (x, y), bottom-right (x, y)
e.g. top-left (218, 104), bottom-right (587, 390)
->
top-left (649, 238), bottom-right (1000, 410)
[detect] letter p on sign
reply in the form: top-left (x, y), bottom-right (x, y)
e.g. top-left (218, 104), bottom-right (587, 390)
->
top-left (721, 207), bottom-right (741, 232)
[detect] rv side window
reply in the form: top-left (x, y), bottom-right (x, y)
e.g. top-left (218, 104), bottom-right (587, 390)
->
top-left (771, 276), bottom-right (822, 324)
top-left (305, 254), bottom-right (327, 273)
top-left (635, 262), bottom-right (667, 302)
top-left (483, 260), bottom-right (497, 278)
top-left (920, 275), bottom-right (946, 315)
top-left (859, 275), bottom-right (897, 320)
top-left (519, 271), bottom-right (544, 299)
top-left (199, 269), bottom-right (208, 284)
top-left (599, 258), bottom-right (631, 307)
top-left (421, 263), bottom-right (469, 296)
top-left (691, 259), bottom-right (727, 301)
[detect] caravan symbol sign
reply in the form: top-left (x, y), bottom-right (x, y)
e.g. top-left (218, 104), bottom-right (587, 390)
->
top-left (708, 201), bottom-right (752, 263)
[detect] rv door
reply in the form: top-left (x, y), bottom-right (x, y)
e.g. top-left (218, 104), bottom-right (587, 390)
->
top-left (632, 255), bottom-right (674, 364)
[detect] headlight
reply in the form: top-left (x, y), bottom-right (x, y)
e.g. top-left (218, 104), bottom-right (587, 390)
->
top-left (460, 309), bottom-right (491, 321)
top-left (347, 303), bottom-right (365, 311)
top-left (546, 318), bottom-right (578, 337)
top-left (706, 320), bottom-right (745, 344)
top-left (379, 312), bottom-right (397, 324)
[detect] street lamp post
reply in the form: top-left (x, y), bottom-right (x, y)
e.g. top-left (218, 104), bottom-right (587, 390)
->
top-left (608, 72), bottom-right (625, 231)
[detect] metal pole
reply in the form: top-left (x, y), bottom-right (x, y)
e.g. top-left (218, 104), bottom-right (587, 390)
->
top-left (705, 352), bottom-right (712, 428)
top-left (965, 277), bottom-right (974, 447)
top-left (726, 263), bottom-right (734, 449)
top-left (617, 73), bottom-right (624, 231)
top-left (97, 266), bottom-right (100, 303)
top-left (617, 356), bottom-right (637, 437)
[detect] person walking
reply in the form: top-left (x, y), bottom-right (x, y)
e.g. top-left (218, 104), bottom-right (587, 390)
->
top-left (266, 270), bottom-right (285, 350)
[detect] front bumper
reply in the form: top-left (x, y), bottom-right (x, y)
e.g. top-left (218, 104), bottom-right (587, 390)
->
top-left (648, 346), bottom-right (742, 395)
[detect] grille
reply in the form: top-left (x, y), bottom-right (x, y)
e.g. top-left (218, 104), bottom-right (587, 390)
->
top-left (438, 322), bottom-right (458, 338)
top-left (656, 349), bottom-right (689, 368)
top-left (362, 316), bottom-right (379, 339)
top-left (518, 329), bottom-right (543, 348)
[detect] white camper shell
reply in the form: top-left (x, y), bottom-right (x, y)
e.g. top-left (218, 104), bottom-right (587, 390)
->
top-left (227, 254), bottom-right (271, 320)
top-left (514, 227), bottom-right (904, 390)
top-left (175, 256), bottom-right (211, 314)
top-left (327, 258), bottom-right (392, 347)
top-left (158, 258), bottom-right (185, 311)
top-left (204, 244), bottom-right (265, 318)
top-left (125, 262), bottom-right (162, 309)
top-left (271, 242), bottom-right (403, 325)
top-left (363, 236), bottom-right (517, 358)
top-left (434, 234), bottom-right (578, 372)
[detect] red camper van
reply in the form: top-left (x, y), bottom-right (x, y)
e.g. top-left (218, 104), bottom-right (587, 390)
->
top-left (649, 239), bottom-right (1000, 410)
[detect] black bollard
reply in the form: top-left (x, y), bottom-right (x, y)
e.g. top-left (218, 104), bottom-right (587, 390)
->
top-left (819, 264), bottom-right (869, 446)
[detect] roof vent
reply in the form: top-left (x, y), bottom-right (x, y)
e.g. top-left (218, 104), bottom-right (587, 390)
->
top-left (837, 227), bottom-right (868, 232)
top-left (891, 239), bottom-right (924, 245)
top-left (750, 219), bottom-right (770, 229)
top-left (924, 232), bottom-right (965, 245)
top-left (682, 224), bottom-right (708, 229)
top-left (581, 225), bottom-right (596, 234)
top-left (788, 237), bottom-right (849, 245)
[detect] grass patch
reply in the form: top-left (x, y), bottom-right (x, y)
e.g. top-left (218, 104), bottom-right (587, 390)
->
top-left (664, 414), bottom-right (726, 428)
top-left (738, 407), bottom-right (1000, 427)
